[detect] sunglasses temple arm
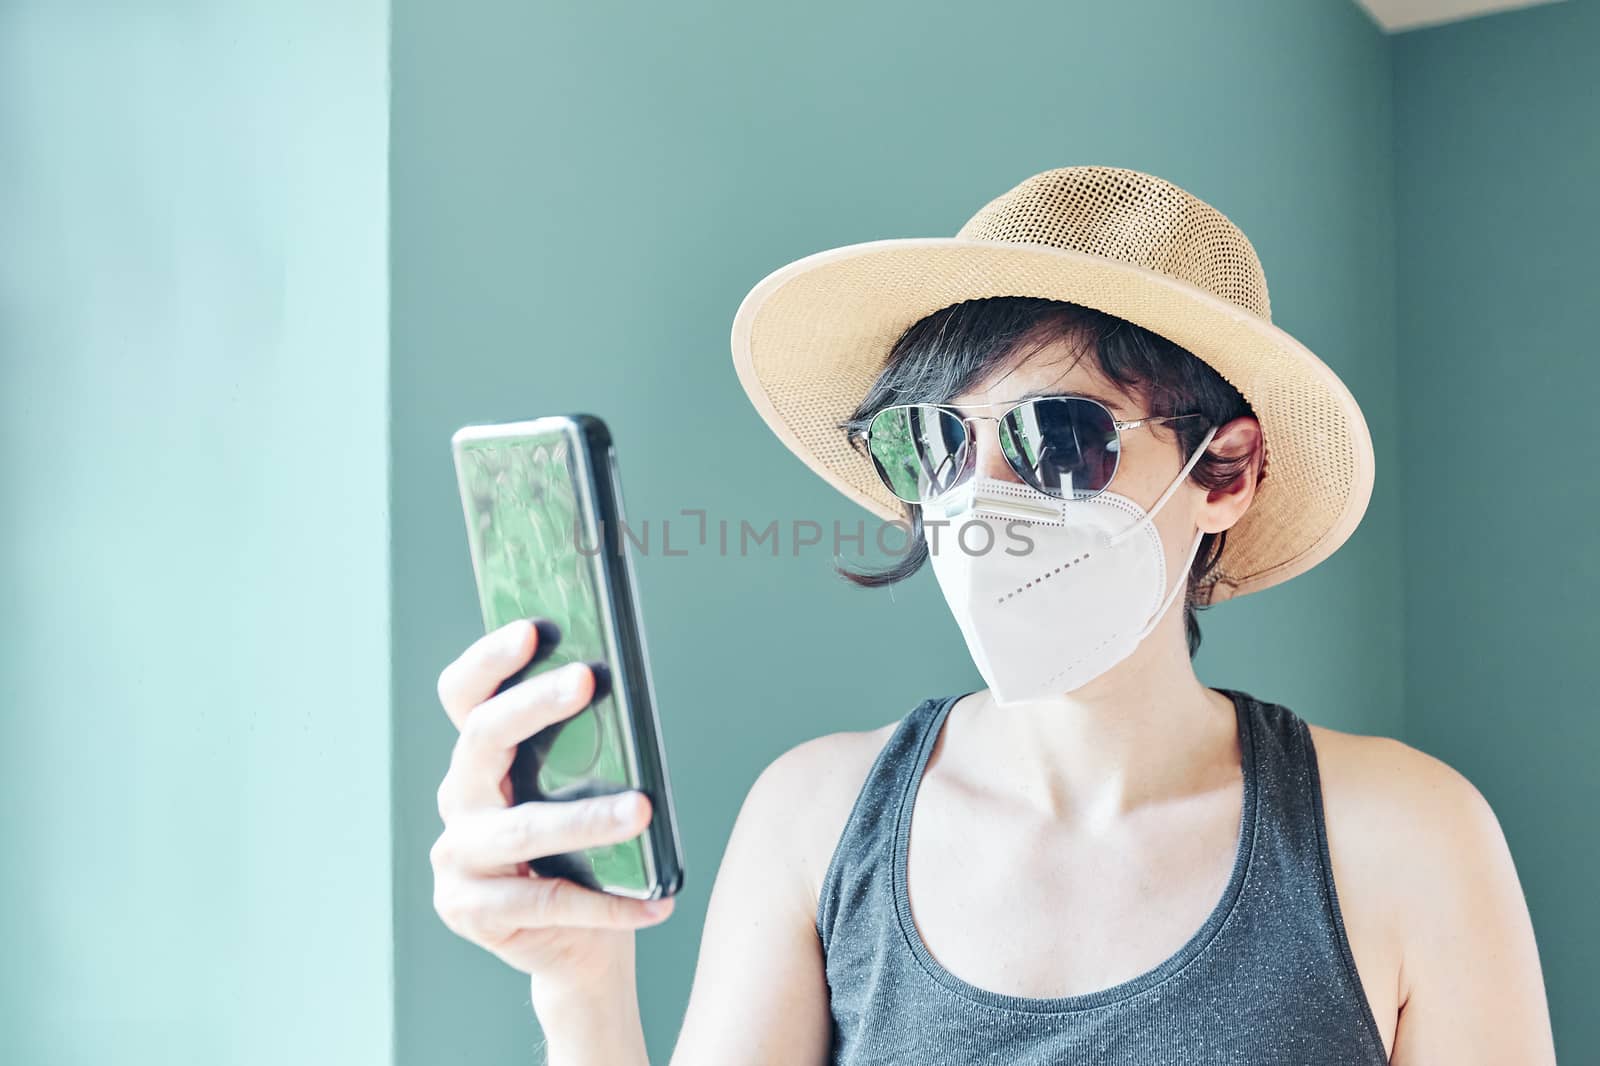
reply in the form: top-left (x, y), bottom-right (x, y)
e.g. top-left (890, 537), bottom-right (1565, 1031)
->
top-left (1107, 423), bottom-right (1220, 547)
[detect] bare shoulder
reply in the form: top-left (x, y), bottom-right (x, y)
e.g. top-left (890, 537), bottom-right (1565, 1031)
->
top-left (672, 715), bottom-right (906, 1064)
top-left (1305, 722), bottom-right (1520, 932)
top-left (1301, 723), bottom-right (1553, 1062)
top-left (735, 716), bottom-right (903, 916)
top-left (1306, 723), bottom-right (1503, 852)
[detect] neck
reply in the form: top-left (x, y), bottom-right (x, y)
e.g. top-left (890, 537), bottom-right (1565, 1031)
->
top-left (946, 607), bottom-right (1239, 824)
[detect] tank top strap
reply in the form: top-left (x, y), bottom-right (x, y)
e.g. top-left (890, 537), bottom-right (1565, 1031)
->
top-left (1216, 686), bottom-right (1386, 1055)
top-left (1216, 687), bottom-right (1346, 901)
top-left (816, 694), bottom-right (957, 953)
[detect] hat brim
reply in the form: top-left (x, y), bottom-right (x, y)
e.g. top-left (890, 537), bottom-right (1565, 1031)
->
top-left (730, 237), bottom-right (1375, 605)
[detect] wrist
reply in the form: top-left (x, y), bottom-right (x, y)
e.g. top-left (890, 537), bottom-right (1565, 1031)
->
top-left (531, 947), bottom-right (648, 1066)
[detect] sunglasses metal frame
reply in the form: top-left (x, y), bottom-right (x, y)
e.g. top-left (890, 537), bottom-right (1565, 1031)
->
top-left (865, 394), bottom-right (1208, 504)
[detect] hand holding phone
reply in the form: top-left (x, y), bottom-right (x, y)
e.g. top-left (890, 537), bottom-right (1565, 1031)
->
top-left (431, 619), bottom-right (672, 1029)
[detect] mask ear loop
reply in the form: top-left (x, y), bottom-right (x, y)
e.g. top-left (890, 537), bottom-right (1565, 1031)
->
top-left (1133, 526), bottom-right (1206, 642)
top-left (1107, 422), bottom-right (1219, 642)
top-left (1106, 423), bottom-right (1219, 549)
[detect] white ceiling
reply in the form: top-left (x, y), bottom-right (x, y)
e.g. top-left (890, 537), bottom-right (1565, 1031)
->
top-left (1354, 0), bottom-right (1565, 32)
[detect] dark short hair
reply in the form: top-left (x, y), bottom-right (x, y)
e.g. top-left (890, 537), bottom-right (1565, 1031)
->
top-left (837, 296), bottom-right (1262, 659)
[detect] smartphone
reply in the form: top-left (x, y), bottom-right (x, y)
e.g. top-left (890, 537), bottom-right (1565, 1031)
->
top-left (451, 414), bottom-right (684, 900)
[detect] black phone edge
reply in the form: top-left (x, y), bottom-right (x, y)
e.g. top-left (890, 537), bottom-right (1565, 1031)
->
top-left (572, 414), bottom-right (686, 899)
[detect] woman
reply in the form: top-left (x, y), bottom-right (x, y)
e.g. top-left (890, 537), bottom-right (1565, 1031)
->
top-left (429, 167), bottom-right (1556, 1064)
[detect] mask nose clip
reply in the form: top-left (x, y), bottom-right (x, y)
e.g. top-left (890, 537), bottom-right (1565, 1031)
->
top-left (929, 478), bottom-right (1066, 524)
top-left (970, 492), bottom-right (1061, 523)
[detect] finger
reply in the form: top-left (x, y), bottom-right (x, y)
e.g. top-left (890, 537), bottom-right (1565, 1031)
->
top-left (436, 871), bottom-right (675, 942)
top-left (462, 661), bottom-right (595, 760)
top-left (436, 662), bottom-right (596, 819)
top-left (435, 790), bottom-right (652, 872)
top-left (436, 619), bottom-right (542, 729)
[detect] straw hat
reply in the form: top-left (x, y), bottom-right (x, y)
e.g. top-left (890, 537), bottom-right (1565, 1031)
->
top-left (729, 165), bottom-right (1374, 605)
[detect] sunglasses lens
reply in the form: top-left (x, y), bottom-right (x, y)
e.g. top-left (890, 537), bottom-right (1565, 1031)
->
top-left (866, 405), bottom-right (970, 502)
top-left (999, 397), bottom-right (1119, 499)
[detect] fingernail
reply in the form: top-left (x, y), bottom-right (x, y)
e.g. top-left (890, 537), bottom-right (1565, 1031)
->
top-left (644, 898), bottom-right (672, 918)
top-left (612, 791), bottom-right (640, 820)
top-left (560, 662), bottom-right (590, 699)
top-left (502, 619), bottom-right (531, 655)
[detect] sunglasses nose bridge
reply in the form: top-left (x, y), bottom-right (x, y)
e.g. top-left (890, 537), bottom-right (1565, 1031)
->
top-left (961, 413), bottom-right (1028, 487)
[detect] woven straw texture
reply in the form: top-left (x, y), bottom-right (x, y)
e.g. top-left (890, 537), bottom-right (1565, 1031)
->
top-left (729, 167), bottom-right (1374, 605)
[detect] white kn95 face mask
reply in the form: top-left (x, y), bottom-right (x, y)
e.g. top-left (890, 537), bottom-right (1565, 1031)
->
top-left (926, 424), bottom-right (1218, 705)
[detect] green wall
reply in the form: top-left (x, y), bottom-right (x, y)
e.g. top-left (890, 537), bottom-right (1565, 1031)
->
top-left (5, 1), bottom-right (1590, 1062)
top-left (0, 3), bottom-right (393, 1064)
top-left (1395, 3), bottom-right (1600, 1057)
top-left (389, 2), bottom-right (1402, 1062)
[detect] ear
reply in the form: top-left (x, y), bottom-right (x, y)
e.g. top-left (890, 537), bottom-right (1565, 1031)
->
top-left (1195, 416), bottom-right (1263, 536)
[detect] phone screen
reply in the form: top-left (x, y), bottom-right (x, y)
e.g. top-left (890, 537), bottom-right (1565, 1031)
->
top-left (454, 425), bottom-right (649, 892)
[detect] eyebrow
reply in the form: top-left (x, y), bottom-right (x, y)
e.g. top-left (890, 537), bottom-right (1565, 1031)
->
top-left (946, 389), bottom-right (1125, 416)
top-left (1021, 387), bottom-right (1117, 406)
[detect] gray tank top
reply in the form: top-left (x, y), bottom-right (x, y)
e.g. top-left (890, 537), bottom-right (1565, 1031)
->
top-left (816, 687), bottom-right (1390, 1065)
